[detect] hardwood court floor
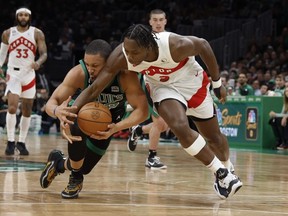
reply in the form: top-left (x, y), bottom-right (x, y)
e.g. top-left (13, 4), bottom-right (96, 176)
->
top-left (0, 134), bottom-right (288, 216)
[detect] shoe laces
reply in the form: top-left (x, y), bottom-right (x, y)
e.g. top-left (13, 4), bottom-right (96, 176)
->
top-left (150, 156), bottom-right (161, 164)
top-left (67, 175), bottom-right (83, 189)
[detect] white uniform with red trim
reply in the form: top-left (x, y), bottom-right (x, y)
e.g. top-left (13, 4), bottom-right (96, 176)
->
top-left (5, 26), bottom-right (36, 99)
top-left (123, 31), bottom-right (214, 118)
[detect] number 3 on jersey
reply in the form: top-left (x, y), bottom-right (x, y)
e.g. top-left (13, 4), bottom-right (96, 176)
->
top-left (159, 75), bottom-right (170, 82)
top-left (16, 48), bottom-right (29, 58)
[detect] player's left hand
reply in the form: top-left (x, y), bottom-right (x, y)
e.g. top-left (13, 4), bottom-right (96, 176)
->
top-left (56, 96), bottom-right (78, 125)
top-left (214, 85), bottom-right (227, 104)
top-left (61, 123), bottom-right (82, 144)
top-left (90, 123), bottom-right (117, 140)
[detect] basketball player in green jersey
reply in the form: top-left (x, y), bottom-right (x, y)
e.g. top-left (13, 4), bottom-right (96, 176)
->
top-left (39, 39), bottom-right (148, 199)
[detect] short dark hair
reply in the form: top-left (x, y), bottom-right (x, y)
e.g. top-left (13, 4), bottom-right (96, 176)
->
top-left (85, 39), bottom-right (112, 60)
top-left (122, 24), bottom-right (158, 52)
top-left (150, 9), bottom-right (166, 18)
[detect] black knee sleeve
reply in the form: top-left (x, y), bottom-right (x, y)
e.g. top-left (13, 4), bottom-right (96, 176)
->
top-left (80, 138), bottom-right (111, 175)
top-left (68, 123), bottom-right (87, 161)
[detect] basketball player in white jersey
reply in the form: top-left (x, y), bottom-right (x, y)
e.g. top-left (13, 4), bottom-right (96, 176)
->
top-left (0, 7), bottom-right (47, 155)
top-left (64, 24), bottom-right (243, 200)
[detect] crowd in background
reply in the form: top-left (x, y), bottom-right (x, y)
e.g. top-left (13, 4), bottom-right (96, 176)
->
top-left (1, 0), bottom-right (288, 139)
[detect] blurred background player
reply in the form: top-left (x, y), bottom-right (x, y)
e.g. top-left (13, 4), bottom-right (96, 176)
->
top-left (127, 9), bottom-right (169, 170)
top-left (0, 7), bottom-right (47, 155)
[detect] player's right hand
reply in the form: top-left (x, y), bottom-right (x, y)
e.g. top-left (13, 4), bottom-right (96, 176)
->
top-left (269, 111), bottom-right (276, 118)
top-left (213, 85), bottom-right (227, 104)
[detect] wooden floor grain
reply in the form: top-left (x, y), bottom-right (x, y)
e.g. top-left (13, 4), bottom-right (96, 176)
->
top-left (0, 134), bottom-right (288, 216)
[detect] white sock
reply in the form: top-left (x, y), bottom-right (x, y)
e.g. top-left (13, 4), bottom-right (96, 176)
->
top-left (207, 156), bottom-right (225, 174)
top-left (19, 116), bottom-right (31, 143)
top-left (6, 113), bottom-right (16, 142)
top-left (222, 159), bottom-right (234, 172)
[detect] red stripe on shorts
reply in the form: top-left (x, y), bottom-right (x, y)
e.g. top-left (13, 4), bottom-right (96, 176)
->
top-left (22, 78), bottom-right (35, 92)
top-left (187, 71), bottom-right (210, 108)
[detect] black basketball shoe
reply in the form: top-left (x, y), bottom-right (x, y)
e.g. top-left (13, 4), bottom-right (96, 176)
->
top-left (61, 174), bottom-right (84, 199)
top-left (40, 149), bottom-right (65, 188)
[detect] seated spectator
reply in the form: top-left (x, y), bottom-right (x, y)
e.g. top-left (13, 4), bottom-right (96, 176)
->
top-left (227, 86), bottom-right (235, 96)
top-left (237, 72), bottom-right (254, 96)
top-left (274, 74), bottom-right (286, 96)
top-left (268, 86), bottom-right (288, 149)
top-left (260, 83), bottom-right (275, 96)
top-left (220, 73), bottom-right (229, 89)
top-left (252, 80), bottom-right (261, 96)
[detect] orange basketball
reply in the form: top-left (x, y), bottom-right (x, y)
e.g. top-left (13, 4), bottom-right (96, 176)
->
top-left (77, 102), bottom-right (112, 135)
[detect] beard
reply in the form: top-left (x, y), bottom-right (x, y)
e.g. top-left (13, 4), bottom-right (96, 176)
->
top-left (16, 18), bottom-right (30, 28)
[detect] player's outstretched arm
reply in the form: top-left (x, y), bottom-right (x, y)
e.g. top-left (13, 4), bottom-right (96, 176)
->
top-left (72, 44), bottom-right (128, 116)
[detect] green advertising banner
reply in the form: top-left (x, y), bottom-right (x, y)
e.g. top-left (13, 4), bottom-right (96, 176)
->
top-left (215, 96), bottom-right (282, 149)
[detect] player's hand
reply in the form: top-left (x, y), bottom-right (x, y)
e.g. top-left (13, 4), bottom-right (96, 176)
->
top-left (61, 123), bottom-right (82, 144)
top-left (269, 111), bottom-right (276, 118)
top-left (31, 62), bottom-right (41, 70)
top-left (90, 123), bottom-right (117, 140)
top-left (213, 85), bottom-right (227, 104)
top-left (55, 96), bottom-right (78, 125)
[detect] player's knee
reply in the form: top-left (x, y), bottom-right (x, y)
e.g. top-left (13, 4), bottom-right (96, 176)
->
top-left (170, 120), bottom-right (189, 138)
top-left (154, 117), bottom-right (168, 132)
top-left (159, 120), bottom-right (168, 131)
top-left (8, 106), bottom-right (17, 114)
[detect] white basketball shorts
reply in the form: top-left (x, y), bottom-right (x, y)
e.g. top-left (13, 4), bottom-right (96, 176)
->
top-left (5, 67), bottom-right (36, 99)
top-left (146, 71), bottom-right (214, 119)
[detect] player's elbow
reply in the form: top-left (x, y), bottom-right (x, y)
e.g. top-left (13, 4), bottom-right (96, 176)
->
top-left (200, 38), bottom-right (212, 51)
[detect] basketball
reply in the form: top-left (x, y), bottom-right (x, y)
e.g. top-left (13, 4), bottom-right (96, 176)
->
top-left (77, 102), bottom-right (112, 135)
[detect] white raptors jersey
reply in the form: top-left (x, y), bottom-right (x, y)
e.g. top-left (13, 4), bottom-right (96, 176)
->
top-left (123, 31), bottom-right (203, 85)
top-left (8, 26), bottom-right (36, 68)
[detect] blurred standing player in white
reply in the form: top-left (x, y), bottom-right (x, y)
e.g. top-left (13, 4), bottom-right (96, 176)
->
top-left (127, 9), bottom-right (169, 170)
top-left (0, 7), bottom-right (47, 155)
